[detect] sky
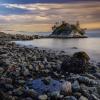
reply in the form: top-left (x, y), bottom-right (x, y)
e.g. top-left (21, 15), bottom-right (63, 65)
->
top-left (0, 0), bottom-right (100, 32)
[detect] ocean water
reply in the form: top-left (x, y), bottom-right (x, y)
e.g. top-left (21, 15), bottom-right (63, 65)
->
top-left (5, 29), bottom-right (100, 63)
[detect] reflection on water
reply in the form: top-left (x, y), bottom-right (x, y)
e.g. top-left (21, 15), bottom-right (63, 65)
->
top-left (15, 38), bottom-right (100, 63)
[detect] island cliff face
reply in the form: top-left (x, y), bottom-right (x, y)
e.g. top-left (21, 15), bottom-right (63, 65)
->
top-left (50, 21), bottom-right (87, 38)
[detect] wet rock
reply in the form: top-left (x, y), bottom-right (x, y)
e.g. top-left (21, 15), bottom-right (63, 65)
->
top-left (26, 78), bottom-right (61, 94)
top-left (53, 72), bottom-right (60, 78)
top-left (18, 80), bottom-right (25, 86)
top-left (61, 52), bottom-right (90, 74)
top-left (38, 94), bottom-right (48, 100)
top-left (96, 86), bottom-right (100, 95)
top-left (73, 92), bottom-right (82, 98)
top-left (88, 87), bottom-right (98, 96)
top-left (72, 80), bottom-right (80, 92)
top-left (26, 79), bottom-right (33, 89)
top-left (79, 96), bottom-right (88, 100)
top-left (25, 97), bottom-right (33, 100)
top-left (60, 81), bottom-right (72, 96)
top-left (64, 96), bottom-right (77, 100)
top-left (94, 73), bottom-right (100, 79)
top-left (28, 65), bottom-right (33, 70)
top-left (50, 91), bottom-right (63, 100)
top-left (80, 84), bottom-right (90, 98)
top-left (0, 61), bottom-right (9, 67)
top-left (85, 73), bottom-right (96, 79)
top-left (80, 84), bottom-right (99, 98)
top-left (42, 77), bottom-right (51, 85)
top-left (23, 68), bottom-right (30, 76)
top-left (61, 58), bottom-right (85, 74)
top-left (78, 76), bottom-right (98, 86)
top-left (38, 63), bottom-right (45, 69)
top-left (13, 87), bottom-right (24, 96)
top-left (97, 62), bottom-right (100, 68)
top-left (73, 51), bottom-right (90, 62)
top-left (44, 63), bottom-right (51, 69)
top-left (0, 67), bottom-right (4, 77)
top-left (7, 91), bottom-right (13, 95)
top-left (5, 84), bottom-right (14, 91)
top-left (41, 69), bottom-right (50, 76)
top-left (89, 66), bottom-right (98, 73)
top-left (0, 78), bottom-right (12, 84)
top-left (90, 94), bottom-right (100, 100)
top-left (25, 89), bottom-right (38, 98)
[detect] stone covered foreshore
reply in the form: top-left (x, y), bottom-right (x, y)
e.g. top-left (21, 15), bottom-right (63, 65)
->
top-left (0, 32), bottom-right (34, 41)
top-left (0, 33), bottom-right (100, 100)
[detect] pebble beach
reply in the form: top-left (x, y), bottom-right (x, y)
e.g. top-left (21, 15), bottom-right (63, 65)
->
top-left (0, 32), bottom-right (100, 100)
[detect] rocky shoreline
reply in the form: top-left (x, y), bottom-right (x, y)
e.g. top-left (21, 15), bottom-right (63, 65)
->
top-left (0, 33), bottom-right (100, 100)
top-left (40, 35), bottom-right (88, 39)
top-left (0, 32), bottom-right (34, 41)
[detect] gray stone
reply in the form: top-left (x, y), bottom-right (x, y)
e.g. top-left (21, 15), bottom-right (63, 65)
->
top-left (79, 96), bottom-right (88, 100)
top-left (50, 91), bottom-right (63, 99)
top-left (80, 84), bottom-right (90, 98)
top-left (85, 73), bottom-right (96, 79)
top-left (73, 92), bottom-right (82, 98)
top-left (38, 94), bottom-right (48, 100)
top-left (25, 97), bottom-right (33, 100)
top-left (64, 96), bottom-right (77, 100)
top-left (94, 73), bottom-right (100, 79)
top-left (96, 86), bottom-right (100, 95)
top-left (42, 77), bottom-right (51, 85)
top-left (72, 80), bottom-right (80, 92)
top-left (5, 84), bottom-right (13, 91)
top-left (60, 81), bottom-right (72, 96)
top-left (90, 94), bottom-right (100, 100)
top-left (78, 76), bottom-right (98, 86)
top-left (18, 80), bottom-right (25, 85)
top-left (13, 88), bottom-right (24, 96)
top-left (25, 89), bottom-right (38, 98)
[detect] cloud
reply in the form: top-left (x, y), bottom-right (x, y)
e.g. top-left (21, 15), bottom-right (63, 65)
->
top-left (1, 3), bottom-right (49, 11)
top-left (0, 0), bottom-right (100, 4)
top-left (0, 1), bottom-right (100, 31)
top-left (1, 2), bottom-right (100, 12)
top-left (0, 14), bottom-right (50, 24)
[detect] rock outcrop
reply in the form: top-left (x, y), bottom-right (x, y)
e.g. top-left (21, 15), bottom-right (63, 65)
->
top-left (50, 21), bottom-right (86, 37)
top-left (61, 51), bottom-right (90, 73)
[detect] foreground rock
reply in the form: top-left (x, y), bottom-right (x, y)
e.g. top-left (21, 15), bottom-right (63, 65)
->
top-left (61, 52), bottom-right (90, 73)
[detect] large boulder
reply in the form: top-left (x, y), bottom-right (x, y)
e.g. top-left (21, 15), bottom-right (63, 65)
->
top-left (73, 51), bottom-right (90, 63)
top-left (61, 52), bottom-right (90, 73)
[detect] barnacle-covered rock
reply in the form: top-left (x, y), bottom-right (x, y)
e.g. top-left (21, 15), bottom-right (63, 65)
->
top-left (73, 51), bottom-right (90, 63)
top-left (61, 52), bottom-right (90, 73)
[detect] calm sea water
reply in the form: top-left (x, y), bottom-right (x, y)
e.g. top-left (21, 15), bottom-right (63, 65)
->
top-left (4, 30), bottom-right (100, 63)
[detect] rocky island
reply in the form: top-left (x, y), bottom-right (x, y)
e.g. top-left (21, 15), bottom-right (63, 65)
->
top-left (49, 21), bottom-right (87, 38)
